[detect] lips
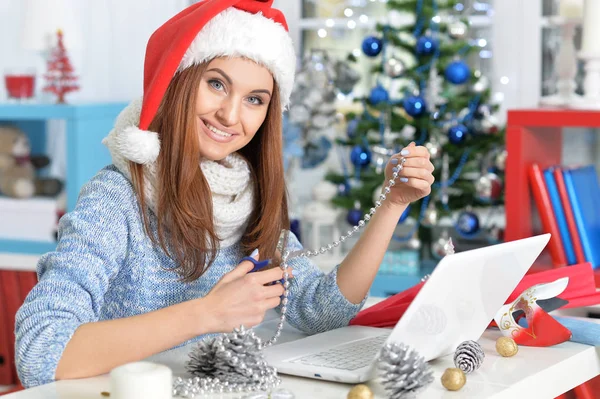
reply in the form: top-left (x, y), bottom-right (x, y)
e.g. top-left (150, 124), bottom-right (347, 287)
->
top-left (199, 118), bottom-right (237, 143)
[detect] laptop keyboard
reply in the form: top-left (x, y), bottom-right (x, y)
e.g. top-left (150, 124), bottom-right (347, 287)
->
top-left (288, 334), bottom-right (389, 371)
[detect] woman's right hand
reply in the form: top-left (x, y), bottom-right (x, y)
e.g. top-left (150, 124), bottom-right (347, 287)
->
top-left (200, 254), bottom-right (289, 333)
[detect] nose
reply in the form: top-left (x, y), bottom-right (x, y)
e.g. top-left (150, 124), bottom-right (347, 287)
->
top-left (215, 96), bottom-right (241, 127)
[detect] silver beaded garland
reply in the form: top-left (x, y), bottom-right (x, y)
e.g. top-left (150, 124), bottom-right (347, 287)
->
top-left (173, 157), bottom-right (407, 397)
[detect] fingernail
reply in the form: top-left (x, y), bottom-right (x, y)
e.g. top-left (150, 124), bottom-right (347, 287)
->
top-left (291, 269), bottom-right (301, 278)
top-left (400, 177), bottom-right (409, 183)
top-left (391, 158), bottom-right (399, 165)
top-left (250, 248), bottom-right (259, 257)
top-left (401, 149), bottom-right (410, 156)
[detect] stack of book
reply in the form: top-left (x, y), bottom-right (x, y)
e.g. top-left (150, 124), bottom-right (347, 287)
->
top-left (528, 163), bottom-right (600, 270)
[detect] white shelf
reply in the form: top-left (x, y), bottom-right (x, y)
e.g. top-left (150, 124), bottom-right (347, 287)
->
top-left (0, 196), bottom-right (58, 243)
top-left (0, 252), bottom-right (39, 271)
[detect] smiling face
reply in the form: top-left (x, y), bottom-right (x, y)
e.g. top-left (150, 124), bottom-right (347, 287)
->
top-left (195, 57), bottom-right (274, 161)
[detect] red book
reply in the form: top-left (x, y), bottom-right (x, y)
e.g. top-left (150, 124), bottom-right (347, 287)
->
top-left (553, 167), bottom-right (587, 264)
top-left (528, 163), bottom-right (568, 267)
top-left (0, 271), bottom-right (21, 385)
top-left (0, 274), bottom-right (13, 385)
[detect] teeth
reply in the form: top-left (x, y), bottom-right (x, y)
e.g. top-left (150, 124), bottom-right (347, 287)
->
top-left (206, 122), bottom-right (232, 138)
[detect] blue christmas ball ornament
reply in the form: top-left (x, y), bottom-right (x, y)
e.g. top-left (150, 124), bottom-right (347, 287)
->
top-left (448, 124), bottom-right (469, 144)
top-left (347, 208), bottom-right (363, 226)
top-left (403, 95), bottom-right (427, 117)
top-left (350, 145), bottom-right (372, 167)
top-left (362, 36), bottom-right (383, 57)
top-left (369, 85), bottom-right (389, 105)
top-left (445, 60), bottom-right (471, 84)
top-left (398, 204), bottom-right (411, 224)
top-left (456, 211), bottom-right (480, 236)
top-left (416, 36), bottom-right (437, 55)
top-left (347, 118), bottom-right (360, 138)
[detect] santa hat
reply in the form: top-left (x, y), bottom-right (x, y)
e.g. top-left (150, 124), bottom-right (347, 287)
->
top-left (112, 0), bottom-right (296, 165)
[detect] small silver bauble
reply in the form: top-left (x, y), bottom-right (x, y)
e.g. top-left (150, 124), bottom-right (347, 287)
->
top-left (472, 76), bottom-right (490, 94)
top-left (480, 113), bottom-right (500, 134)
top-left (289, 104), bottom-right (310, 124)
top-left (475, 172), bottom-right (503, 202)
top-left (384, 56), bottom-right (406, 78)
top-left (425, 140), bottom-right (442, 160)
top-left (421, 204), bottom-right (438, 227)
top-left (312, 113), bottom-right (331, 129)
top-left (407, 236), bottom-right (422, 250)
top-left (448, 20), bottom-right (468, 39)
top-left (495, 149), bottom-right (507, 171)
top-left (431, 236), bottom-right (448, 259)
top-left (387, 9), bottom-right (404, 28)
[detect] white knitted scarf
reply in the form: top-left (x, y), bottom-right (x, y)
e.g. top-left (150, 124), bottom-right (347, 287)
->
top-left (102, 99), bottom-right (254, 247)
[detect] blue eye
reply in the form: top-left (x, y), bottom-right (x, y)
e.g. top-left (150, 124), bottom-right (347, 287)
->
top-left (247, 96), bottom-right (264, 105)
top-left (209, 79), bottom-right (224, 91)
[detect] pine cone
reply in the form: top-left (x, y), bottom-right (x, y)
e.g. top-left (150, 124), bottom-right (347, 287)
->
top-left (377, 342), bottom-right (434, 399)
top-left (453, 340), bottom-right (485, 374)
top-left (186, 326), bottom-right (279, 389)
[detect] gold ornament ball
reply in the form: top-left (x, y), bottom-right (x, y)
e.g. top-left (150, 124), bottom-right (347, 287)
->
top-left (496, 336), bottom-right (519, 357)
top-left (441, 368), bottom-right (466, 391)
top-left (347, 384), bottom-right (374, 399)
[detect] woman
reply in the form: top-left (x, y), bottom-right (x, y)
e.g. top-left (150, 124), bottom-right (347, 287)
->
top-left (14, 0), bottom-right (435, 388)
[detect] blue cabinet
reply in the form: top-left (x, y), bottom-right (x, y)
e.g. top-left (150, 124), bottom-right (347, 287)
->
top-left (0, 103), bottom-right (128, 257)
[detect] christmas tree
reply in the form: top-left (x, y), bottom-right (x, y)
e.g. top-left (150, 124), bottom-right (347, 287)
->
top-left (325, 0), bottom-right (506, 259)
top-left (43, 29), bottom-right (80, 104)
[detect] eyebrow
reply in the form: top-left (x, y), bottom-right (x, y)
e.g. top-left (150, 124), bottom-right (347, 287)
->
top-left (207, 68), bottom-right (272, 97)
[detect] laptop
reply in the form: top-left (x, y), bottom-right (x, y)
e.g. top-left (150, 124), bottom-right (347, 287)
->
top-left (263, 233), bottom-right (551, 383)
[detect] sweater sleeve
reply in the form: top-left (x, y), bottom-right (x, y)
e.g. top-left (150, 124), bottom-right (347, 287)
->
top-left (14, 168), bottom-right (131, 388)
top-left (281, 232), bottom-right (368, 334)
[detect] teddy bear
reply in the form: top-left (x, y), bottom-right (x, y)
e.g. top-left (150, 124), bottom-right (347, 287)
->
top-left (0, 125), bottom-right (63, 198)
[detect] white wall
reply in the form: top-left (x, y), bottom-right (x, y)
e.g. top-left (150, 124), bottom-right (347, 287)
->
top-left (0, 0), bottom-right (189, 102)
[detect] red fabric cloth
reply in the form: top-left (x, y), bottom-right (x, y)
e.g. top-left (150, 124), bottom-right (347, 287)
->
top-left (350, 262), bottom-right (600, 328)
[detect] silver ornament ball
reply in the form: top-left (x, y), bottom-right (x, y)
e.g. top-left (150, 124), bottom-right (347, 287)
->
top-left (495, 149), bottom-right (507, 171)
top-left (480, 113), bottom-right (500, 134)
top-left (425, 140), bottom-right (442, 160)
top-left (448, 20), bottom-right (468, 39)
top-left (431, 236), bottom-right (448, 259)
top-left (421, 205), bottom-right (438, 227)
top-left (289, 104), bottom-right (310, 125)
top-left (384, 56), bottom-right (406, 78)
top-left (472, 76), bottom-right (490, 94)
top-left (475, 172), bottom-right (503, 202)
top-left (407, 236), bottom-right (422, 250)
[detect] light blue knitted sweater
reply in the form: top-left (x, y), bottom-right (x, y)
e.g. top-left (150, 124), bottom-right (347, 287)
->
top-left (14, 165), bottom-right (365, 388)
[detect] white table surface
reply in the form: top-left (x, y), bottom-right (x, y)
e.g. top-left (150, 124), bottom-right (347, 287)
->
top-left (5, 299), bottom-right (600, 399)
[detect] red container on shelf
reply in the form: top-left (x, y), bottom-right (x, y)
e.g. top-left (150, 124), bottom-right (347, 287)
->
top-left (4, 68), bottom-right (36, 100)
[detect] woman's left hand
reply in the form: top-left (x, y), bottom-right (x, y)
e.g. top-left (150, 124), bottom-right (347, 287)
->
top-left (383, 141), bottom-right (435, 208)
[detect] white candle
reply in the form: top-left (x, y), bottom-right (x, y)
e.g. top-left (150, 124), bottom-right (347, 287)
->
top-left (109, 361), bottom-right (172, 399)
top-left (581, 0), bottom-right (600, 55)
top-left (559, 0), bottom-right (583, 18)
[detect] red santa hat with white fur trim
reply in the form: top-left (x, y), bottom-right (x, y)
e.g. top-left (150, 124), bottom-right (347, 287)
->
top-left (107, 0), bottom-right (296, 165)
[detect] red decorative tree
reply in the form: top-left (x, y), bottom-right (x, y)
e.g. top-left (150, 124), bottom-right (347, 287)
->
top-left (43, 29), bottom-right (79, 104)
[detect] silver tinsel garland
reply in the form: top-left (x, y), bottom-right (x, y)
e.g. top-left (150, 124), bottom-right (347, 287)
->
top-left (453, 340), bottom-right (485, 374)
top-left (172, 326), bottom-right (281, 398)
top-left (377, 342), bottom-right (434, 399)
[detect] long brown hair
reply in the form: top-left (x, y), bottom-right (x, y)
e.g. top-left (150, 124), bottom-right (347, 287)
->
top-left (130, 62), bottom-right (289, 281)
